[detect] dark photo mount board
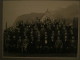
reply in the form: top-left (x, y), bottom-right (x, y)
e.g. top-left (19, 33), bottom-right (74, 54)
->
top-left (0, 0), bottom-right (80, 60)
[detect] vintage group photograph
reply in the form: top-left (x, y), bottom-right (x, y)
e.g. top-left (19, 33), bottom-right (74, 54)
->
top-left (3, 1), bottom-right (79, 57)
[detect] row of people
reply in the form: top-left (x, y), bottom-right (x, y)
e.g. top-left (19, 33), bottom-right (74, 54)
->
top-left (4, 19), bottom-right (78, 54)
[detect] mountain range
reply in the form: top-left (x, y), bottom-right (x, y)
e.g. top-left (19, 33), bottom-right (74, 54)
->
top-left (14, 4), bottom-right (80, 26)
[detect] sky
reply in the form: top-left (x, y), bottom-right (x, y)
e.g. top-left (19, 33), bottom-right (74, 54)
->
top-left (3, 1), bottom-right (79, 30)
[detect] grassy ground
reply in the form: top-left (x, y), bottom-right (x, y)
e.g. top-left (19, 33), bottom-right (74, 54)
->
top-left (3, 51), bottom-right (77, 57)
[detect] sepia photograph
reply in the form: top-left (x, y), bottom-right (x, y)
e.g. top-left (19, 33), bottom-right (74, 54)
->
top-left (3, 1), bottom-right (79, 57)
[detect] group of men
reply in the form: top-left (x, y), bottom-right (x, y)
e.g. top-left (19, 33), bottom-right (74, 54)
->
top-left (4, 18), bottom-right (78, 54)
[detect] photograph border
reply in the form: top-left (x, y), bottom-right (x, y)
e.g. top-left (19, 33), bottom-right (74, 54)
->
top-left (0, 0), bottom-right (80, 60)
